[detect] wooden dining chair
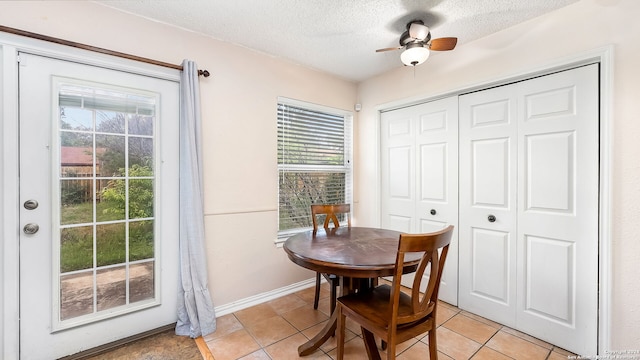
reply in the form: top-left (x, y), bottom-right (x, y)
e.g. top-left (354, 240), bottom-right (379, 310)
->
top-left (336, 225), bottom-right (454, 360)
top-left (310, 204), bottom-right (351, 314)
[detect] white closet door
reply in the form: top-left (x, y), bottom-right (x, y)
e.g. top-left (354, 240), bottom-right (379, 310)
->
top-left (459, 64), bottom-right (599, 355)
top-left (459, 86), bottom-right (518, 326)
top-left (516, 64), bottom-right (599, 355)
top-left (381, 96), bottom-right (458, 305)
top-left (414, 97), bottom-right (458, 304)
top-left (381, 107), bottom-right (415, 233)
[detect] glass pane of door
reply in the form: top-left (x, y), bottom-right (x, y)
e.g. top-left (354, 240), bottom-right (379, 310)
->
top-left (57, 83), bottom-right (158, 328)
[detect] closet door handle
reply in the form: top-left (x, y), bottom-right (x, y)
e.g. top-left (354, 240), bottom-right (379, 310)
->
top-left (488, 215), bottom-right (496, 223)
top-left (430, 209), bottom-right (437, 215)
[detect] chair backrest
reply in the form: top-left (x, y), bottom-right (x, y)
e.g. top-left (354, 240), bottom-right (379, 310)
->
top-left (311, 204), bottom-right (351, 232)
top-left (389, 225), bottom-right (454, 326)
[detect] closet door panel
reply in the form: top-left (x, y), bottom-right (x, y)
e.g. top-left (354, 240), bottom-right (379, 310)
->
top-left (415, 97), bottom-right (458, 304)
top-left (470, 228), bottom-right (511, 303)
top-left (525, 132), bottom-right (574, 212)
top-left (459, 86), bottom-right (518, 326)
top-left (419, 143), bottom-right (447, 201)
top-left (516, 64), bottom-right (599, 355)
top-left (388, 147), bottom-right (413, 202)
top-left (381, 96), bottom-right (458, 304)
top-left (524, 235), bottom-right (574, 322)
top-left (387, 214), bottom-right (412, 233)
top-left (461, 64), bottom-right (599, 356)
top-left (472, 138), bottom-right (510, 207)
top-left (381, 112), bottom-right (415, 232)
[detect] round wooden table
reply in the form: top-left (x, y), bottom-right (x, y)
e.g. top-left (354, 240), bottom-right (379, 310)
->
top-left (283, 227), bottom-right (421, 356)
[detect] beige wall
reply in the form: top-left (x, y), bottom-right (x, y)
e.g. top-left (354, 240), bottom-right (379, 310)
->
top-left (0, 1), bottom-right (357, 308)
top-left (355, 0), bottom-right (638, 349)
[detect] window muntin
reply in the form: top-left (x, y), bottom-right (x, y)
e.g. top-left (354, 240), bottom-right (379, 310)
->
top-left (56, 82), bottom-right (157, 327)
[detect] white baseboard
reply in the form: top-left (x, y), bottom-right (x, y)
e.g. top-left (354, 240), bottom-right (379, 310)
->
top-left (214, 278), bottom-right (317, 317)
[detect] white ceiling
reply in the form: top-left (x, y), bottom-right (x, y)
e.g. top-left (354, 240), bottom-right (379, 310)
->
top-left (96, 0), bottom-right (580, 82)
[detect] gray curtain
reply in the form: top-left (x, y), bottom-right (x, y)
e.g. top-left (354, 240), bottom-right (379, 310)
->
top-left (175, 59), bottom-right (216, 338)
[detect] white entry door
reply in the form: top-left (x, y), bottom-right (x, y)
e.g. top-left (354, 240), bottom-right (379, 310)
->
top-left (459, 64), bottom-right (599, 355)
top-left (380, 96), bottom-right (458, 305)
top-left (19, 53), bottom-right (180, 359)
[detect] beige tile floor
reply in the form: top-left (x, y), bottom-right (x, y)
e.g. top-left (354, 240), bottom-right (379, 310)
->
top-left (203, 283), bottom-right (576, 360)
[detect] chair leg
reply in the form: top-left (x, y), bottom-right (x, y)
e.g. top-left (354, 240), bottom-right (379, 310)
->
top-left (361, 328), bottom-right (381, 360)
top-left (387, 346), bottom-right (396, 360)
top-left (313, 272), bottom-right (321, 309)
top-left (336, 306), bottom-right (346, 360)
top-left (428, 328), bottom-right (438, 360)
top-left (329, 280), bottom-right (337, 314)
top-left (386, 339), bottom-right (396, 360)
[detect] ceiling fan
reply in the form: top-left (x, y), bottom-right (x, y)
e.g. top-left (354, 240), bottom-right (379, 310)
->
top-left (376, 20), bottom-right (457, 66)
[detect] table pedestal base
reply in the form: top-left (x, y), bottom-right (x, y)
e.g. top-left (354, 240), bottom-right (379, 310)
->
top-left (297, 277), bottom-right (377, 356)
top-left (298, 310), bottom-right (338, 356)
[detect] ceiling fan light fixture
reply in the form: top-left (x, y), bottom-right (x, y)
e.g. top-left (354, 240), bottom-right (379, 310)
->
top-left (400, 44), bottom-right (430, 66)
top-left (408, 22), bottom-right (430, 41)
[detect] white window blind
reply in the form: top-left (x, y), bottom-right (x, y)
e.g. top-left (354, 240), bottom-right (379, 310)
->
top-left (277, 99), bottom-right (352, 237)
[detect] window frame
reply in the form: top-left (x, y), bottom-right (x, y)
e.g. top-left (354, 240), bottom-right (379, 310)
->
top-left (53, 77), bottom-right (163, 330)
top-left (276, 97), bottom-right (353, 242)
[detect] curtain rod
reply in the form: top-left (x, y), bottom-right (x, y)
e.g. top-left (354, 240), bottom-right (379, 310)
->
top-left (0, 25), bottom-right (210, 77)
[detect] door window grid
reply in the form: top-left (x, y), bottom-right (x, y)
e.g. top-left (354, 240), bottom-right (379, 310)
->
top-left (55, 82), bottom-right (158, 328)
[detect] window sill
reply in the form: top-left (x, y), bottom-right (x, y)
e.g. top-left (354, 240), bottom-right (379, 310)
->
top-left (275, 227), bottom-right (310, 248)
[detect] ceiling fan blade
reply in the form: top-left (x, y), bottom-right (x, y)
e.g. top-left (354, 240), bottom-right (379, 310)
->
top-left (409, 22), bottom-right (430, 41)
top-left (430, 37), bottom-right (458, 51)
top-left (375, 46), bottom-right (402, 53)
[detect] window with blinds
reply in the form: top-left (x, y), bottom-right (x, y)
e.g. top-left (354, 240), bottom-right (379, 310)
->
top-left (277, 99), bottom-right (352, 236)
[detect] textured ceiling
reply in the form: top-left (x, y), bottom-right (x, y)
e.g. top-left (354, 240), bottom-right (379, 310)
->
top-left (96, 0), bottom-right (580, 82)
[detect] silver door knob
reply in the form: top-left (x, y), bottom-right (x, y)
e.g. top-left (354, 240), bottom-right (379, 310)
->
top-left (23, 223), bottom-right (39, 234)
